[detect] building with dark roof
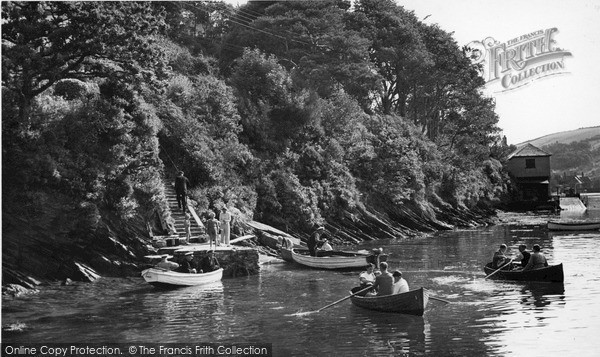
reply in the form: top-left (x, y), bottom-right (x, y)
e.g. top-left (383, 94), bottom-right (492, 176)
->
top-left (505, 143), bottom-right (552, 204)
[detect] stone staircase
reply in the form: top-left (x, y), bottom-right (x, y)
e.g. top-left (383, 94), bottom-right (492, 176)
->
top-left (164, 180), bottom-right (205, 243)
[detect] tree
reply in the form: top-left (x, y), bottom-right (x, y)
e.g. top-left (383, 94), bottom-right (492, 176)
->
top-left (223, 0), bottom-right (379, 108)
top-left (351, 0), bottom-right (432, 115)
top-left (2, 1), bottom-right (165, 126)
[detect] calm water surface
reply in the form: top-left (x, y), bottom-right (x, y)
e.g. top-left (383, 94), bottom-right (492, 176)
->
top-left (3, 212), bottom-right (600, 356)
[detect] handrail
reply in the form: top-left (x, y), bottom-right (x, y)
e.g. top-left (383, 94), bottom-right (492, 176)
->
top-left (187, 202), bottom-right (205, 230)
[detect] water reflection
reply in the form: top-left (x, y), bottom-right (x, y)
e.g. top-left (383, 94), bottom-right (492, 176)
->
top-left (348, 308), bottom-right (428, 356)
top-left (519, 282), bottom-right (565, 309)
top-left (3, 216), bottom-right (600, 356)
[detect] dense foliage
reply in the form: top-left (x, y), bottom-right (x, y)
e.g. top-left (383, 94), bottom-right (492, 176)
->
top-left (543, 138), bottom-right (600, 172)
top-left (2, 0), bottom-right (511, 239)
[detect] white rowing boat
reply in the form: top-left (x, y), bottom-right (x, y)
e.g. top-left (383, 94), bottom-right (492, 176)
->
top-left (141, 267), bottom-right (223, 287)
top-left (285, 247), bottom-right (371, 270)
top-left (547, 220), bottom-right (600, 231)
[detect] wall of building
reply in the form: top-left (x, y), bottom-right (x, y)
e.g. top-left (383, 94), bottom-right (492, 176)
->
top-left (506, 156), bottom-right (550, 178)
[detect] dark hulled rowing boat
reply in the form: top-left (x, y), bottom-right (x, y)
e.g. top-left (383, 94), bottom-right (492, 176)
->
top-left (483, 263), bottom-right (564, 282)
top-left (349, 287), bottom-right (429, 316)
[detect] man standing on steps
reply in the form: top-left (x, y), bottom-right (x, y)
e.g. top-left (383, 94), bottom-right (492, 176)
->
top-left (175, 170), bottom-right (190, 213)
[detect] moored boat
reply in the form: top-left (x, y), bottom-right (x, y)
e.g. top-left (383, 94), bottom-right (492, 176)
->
top-left (547, 220), bottom-right (600, 231)
top-left (284, 247), bottom-right (374, 270)
top-left (483, 263), bottom-right (564, 282)
top-left (349, 287), bottom-right (429, 316)
top-left (141, 267), bottom-right (223, 288)
top-left (280, 247), bottom-right (309, 262)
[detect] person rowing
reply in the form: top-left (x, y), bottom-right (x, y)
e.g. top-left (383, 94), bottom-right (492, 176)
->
top-left (512, 244), bottom-right (531, 269)
top-left (492, 244), bottom-right (512, 270)
top-left (351, 263), bottom-right (376, 296)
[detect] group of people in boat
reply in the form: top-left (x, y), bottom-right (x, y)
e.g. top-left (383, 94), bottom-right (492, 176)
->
top-left (353, 262), bottom-right (409, 296)
top-left (492, 243), bottom-right (548, 271)
top-left (155, 250), bottom-right (220, 274)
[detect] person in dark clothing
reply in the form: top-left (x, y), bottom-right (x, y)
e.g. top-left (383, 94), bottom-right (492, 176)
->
top-left (174, 171), bottom-right (190, 212)
top-left (308, 226), bottom-right (326, 257)
top-left (516, 244), bottom-right (531, 268)
top-left (200, 250), bottom-right (220, 273)
top-left (177, 252), bottom-right (197, 273)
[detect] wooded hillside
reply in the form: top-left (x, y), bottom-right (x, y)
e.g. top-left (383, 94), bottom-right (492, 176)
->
top-left (2, 1), bottom-right (511, 283)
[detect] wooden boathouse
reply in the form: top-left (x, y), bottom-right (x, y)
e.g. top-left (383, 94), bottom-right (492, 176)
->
top-left (505, 143), bottom-right (553, 209)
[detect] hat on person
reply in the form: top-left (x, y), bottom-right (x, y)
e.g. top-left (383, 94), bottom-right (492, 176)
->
top-left (392, 270), bottom-right (403, 277)
top-left (161, 254), bottom-right (169, 259)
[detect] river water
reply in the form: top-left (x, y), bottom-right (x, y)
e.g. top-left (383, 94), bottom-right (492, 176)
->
top-left (3, 211), bottom-right (600, 356)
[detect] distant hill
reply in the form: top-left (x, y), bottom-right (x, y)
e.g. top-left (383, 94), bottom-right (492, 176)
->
top-left (518, 126), bottom-right (600, 149)
top-left (516, 127), bottom-right (600, 189)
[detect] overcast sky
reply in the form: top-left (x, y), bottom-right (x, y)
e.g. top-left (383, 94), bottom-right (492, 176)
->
top-left (223, 0), bottom-right (600, 144)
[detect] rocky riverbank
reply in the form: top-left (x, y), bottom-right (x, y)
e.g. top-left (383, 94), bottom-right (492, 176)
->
top-left (2, 194), bottom-right (497, 296)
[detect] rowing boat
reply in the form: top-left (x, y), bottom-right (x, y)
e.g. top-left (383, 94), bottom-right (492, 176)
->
top-left (349, 287), bottom-right (429, 316)
top-left (283, 247), bottom-right (373, 270)
top-left (547, 220), bottom-right (600, 231)
top-left (280, 247), bottom-right (309, 262)
top-left (141, 267), bottom-right (223, 288)
top-left (483, 263), bottom-right (564, 282)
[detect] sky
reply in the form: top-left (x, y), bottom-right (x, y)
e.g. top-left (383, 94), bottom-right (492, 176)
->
top-left (223, 0), bottom-right (600, 144)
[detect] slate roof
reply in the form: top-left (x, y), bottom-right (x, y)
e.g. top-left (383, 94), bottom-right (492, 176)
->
top-left (507, 143), bottom-right (551, 159)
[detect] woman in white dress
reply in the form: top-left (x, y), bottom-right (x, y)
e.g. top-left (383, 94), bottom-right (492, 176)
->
top-left (219, 207), bottom-right (231, 246)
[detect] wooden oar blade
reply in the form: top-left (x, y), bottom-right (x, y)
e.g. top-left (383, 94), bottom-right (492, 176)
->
top-left (288, 286), bottom-right (373, 317)
top-left (484, 259), bottom-right (513, 279)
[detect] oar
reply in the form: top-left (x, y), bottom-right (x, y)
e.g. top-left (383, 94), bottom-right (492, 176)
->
top-left (485, 259), bottom-right (513, 279)
top-left (287, 286), bottom-right (374, 317)
top-left (425, 289), bottom-right (451, 303)
top-left (429, 296), bottom-right (451, 304)
top-left (316, 285), bottom-right (373, 312)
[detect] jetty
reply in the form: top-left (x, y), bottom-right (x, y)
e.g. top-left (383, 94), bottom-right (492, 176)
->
top-left (146, 238), bottom-right (259, 278)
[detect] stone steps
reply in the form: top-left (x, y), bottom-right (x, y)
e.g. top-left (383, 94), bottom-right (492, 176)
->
top-left (164, 180), bottom-right (205, 242)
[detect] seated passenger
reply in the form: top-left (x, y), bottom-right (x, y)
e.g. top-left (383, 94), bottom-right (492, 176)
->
top-left (200, 250), bottom-right (220, 273)
top-left (319, 239), bottom-right (333, 251)
top-left (370, 262), bottom-right (394, 296)
top-left (176, 252), bottom-right (198, 273)
top-left (391, 270), bottom-right (409, 294)
top-left (523, 244), bottom-right (548, 271)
